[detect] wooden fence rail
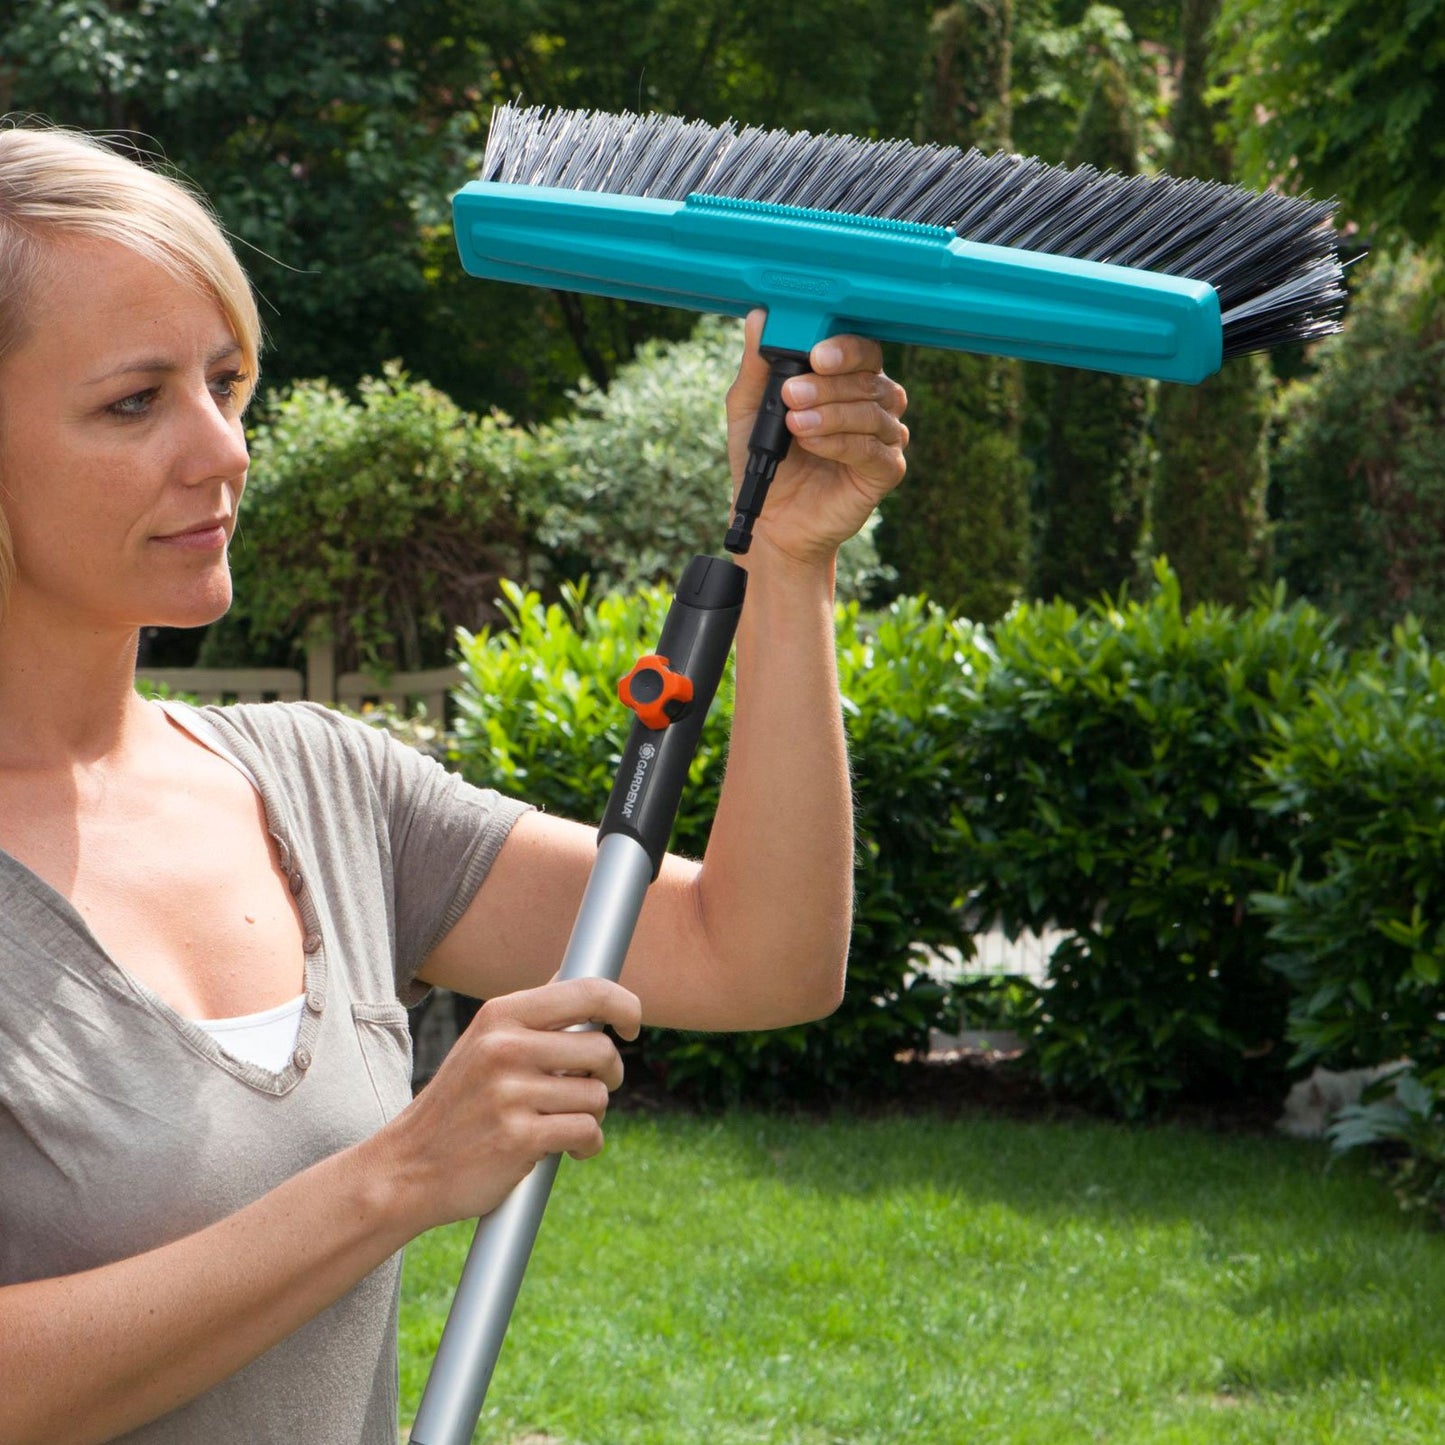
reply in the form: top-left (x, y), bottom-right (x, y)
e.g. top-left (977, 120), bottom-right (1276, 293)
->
top-left (139, 643), bottom-right (461, 719)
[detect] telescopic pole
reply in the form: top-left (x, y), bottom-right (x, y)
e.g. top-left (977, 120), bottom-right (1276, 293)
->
top-left (410, 357), bottom-right (801, 1445)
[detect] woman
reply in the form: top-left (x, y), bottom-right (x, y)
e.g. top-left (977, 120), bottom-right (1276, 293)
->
top-left (0, 123), bottom-right (908, 1443)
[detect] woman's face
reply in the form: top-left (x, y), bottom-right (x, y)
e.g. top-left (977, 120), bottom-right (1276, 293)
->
top-left (0, 237), bottom-right (250, 636)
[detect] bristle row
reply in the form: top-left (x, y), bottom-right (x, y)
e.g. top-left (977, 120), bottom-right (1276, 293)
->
top-left (482, 103), bottom-right (1347, 356)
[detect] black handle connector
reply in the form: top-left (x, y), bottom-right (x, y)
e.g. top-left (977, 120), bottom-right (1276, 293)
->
top-left (599, 554), bottom-right (748, 876)
top-left (725, 347), bottom-right (812, 554)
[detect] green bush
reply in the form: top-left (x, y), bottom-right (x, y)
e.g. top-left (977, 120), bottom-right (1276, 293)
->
top-left (951, 562), bottom-right (1344, 1118)
top-left (1252, 621), bottom-right (1445, 1091)
top-left (440, 558), bottom-right (1445, 1150)
top-left (449, 580), bottom-right (974, 1104)
top-left (452, 579), bottom-right (720, 836)
top-left (222, 362), bottom-right (537, 674)
top-left (531, 316), bottom-right (891, 604)
top-left (1328, 1067), bottom-right (1445, 1228)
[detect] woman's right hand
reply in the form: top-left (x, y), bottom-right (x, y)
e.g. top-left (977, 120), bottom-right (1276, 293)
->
top-left (381, 976), bottom-right (642, 1230)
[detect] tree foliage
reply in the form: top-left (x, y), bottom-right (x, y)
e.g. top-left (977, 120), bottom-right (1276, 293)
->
top-left (8, 0), bottom-right (1422, 629)
top-left (1215, 0), bottom-right (1445, 254)
top-left (2, 0), bottom-right (483, 397)
top-left (1150, 0), bottom-right (1271, 609)
top-left (1271, 251), bottom-right (1445, 642)
top-left (1031, 33), bottom-right (1153, 604)
top-left (1012, 1), bottom-right (1169, 167)
top-left (1, 0), bottom-right (936, 419)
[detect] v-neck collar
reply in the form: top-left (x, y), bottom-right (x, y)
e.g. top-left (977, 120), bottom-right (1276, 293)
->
top-left (0, 706), bottom-right (331, 1096)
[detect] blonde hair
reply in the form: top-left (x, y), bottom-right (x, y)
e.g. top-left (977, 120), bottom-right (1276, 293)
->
top-left (0, 122), bottom-right (263, 612)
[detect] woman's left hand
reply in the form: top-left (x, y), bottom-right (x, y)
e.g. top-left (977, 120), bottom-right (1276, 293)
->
top-left (726, 309), bottom-right (909, 569)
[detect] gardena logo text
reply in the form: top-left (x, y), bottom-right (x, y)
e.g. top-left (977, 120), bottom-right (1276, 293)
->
top-left (622, 742), bottom-right (657, 819)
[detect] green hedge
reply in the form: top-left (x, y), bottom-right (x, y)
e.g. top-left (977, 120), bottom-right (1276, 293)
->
top-left (1253, 620), bottom-right (1445, 1090)
top-left (443, 562), bottom-right (1445, 1130)
top-left (449, 580), bottom-right (976, 1104)
top-left (1247, 621), bottom-right (1445, 1219)
top-left (951, 564), bottom-right (1345, 1117)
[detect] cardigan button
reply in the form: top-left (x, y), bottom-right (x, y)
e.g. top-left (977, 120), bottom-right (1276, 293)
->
top-left (294, 1047), bottom-right (313, 1071)
top-left (303, 932), bottom-right (323, 955)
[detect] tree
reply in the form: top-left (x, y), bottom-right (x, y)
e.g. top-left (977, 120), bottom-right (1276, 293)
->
top-left (1012, 0), bottom-right (1170, 168)
top-left (1, 1), bottom-right (938, 419)
top-left (878, 0), bottom-right (1032, 620)
top-left (2, 0), bottom-right (487, 399)
top-left (1030, 35), bottom-right (1154, 604)
top-left (1149, 0), bottom-right (1271, 609)
top-left (1272, 251), bottom-right (1445, 642)
top-left (1215, 0), bottom-right (1445, 255)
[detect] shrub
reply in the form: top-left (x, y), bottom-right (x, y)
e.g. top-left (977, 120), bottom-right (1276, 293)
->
top-left (222, 362), bottom-right (537, 674)
top-left (951, 562), bottom-right (1344, 1118)
top-left (824, 594), bottom-right (989, 1092)
top-left (1252, 621), bottom-right (1445, 1091)
top-left (449, 580), bottom-right (975, 1104)
top-left (531, 316), bottom-right (890, 603)
top-left (1328, 1068), bottom-right (1445, 1228)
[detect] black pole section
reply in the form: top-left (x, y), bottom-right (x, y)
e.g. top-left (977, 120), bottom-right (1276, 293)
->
top-left (725, 347), bottom-right (811, 555)
top-left (600, 554), bottom-right (747, 874)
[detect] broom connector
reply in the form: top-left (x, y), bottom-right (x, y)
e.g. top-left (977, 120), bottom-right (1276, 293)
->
top-left (725, 348), bottom-right (812, 554)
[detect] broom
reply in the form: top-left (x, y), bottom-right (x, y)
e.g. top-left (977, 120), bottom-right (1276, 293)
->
top-left (454, 102), bottom-right (1346, 551)
top-left (410, 104), bottom-right (1349, 1445)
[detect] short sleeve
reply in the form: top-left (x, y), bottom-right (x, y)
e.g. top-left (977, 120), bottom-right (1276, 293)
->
top-left (341, 718), bottom-right (534, 996)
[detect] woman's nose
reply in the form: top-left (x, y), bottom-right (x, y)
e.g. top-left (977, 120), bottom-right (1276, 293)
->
top-left (181, 387), bottom-right (249, 484)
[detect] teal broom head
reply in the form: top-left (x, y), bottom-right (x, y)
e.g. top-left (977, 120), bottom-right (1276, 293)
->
top-left (454, 103), bottom-right (1348, 386)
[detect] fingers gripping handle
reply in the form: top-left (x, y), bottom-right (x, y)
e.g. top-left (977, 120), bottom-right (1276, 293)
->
top-left (725, 348), bottom-right (811, 555)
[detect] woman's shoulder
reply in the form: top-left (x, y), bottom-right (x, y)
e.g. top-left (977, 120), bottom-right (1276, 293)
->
top-left (187, 698), bottom-right (372, 743)
top-left (183, 699), bottom-right (388, 779)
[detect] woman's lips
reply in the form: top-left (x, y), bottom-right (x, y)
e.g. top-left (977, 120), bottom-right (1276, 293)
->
top-left (152, 522), bottom-right (228, 551)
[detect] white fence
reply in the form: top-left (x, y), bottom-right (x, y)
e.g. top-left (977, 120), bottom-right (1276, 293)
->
top-left (915, 924), bottom-right (1066, 985)
top-left (139, 640), bottom-right (460, 718)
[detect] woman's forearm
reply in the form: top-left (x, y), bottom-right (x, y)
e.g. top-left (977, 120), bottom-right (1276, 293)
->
top-left (0, 1130), bottom-right (413, 1445)
top-left (693, 542), bottom-right (853, 1027)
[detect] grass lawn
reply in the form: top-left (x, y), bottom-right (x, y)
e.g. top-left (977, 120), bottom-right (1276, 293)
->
top-left (399, 1108), bottom-right (1445, 1444)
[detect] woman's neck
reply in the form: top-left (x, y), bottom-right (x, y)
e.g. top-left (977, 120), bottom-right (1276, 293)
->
top-left (0, 607), bottom-right (150, 769)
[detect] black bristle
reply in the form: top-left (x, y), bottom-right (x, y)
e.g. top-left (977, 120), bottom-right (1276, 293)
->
top-left (482, 103), bottom-right (1348, 357)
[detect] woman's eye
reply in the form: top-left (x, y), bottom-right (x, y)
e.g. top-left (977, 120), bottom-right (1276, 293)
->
top-left (107, 388), bottom-right (158, 418)
top-left (211, 371), bottom-right (250, 407)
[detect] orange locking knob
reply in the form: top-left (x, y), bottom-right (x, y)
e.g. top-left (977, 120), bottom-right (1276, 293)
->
top-left (618, 654), bottom-right (694, 730)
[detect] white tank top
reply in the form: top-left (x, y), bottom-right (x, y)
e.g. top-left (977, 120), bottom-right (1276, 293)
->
top-left (192, 992), bottom-right (308, 1072)
top-left (153, 699), bottom-right (306, 1070)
